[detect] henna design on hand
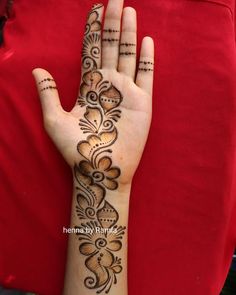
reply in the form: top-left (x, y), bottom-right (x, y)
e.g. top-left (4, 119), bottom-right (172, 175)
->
top-left (138, 68), bottom-right (153, 72)
top-left (40, 86), bottom-right (57, 92)
top-left (84, 5), bottom-right (102, 35)
top-left (75, 221), bottom-right (126, 293)
top-left (119, 43), bottom-right (136, 57)
top-left (138, 60), bottom-right (154, 72)
top-left (102, 38), bottom-right (119, 43)
top-left (75, 4), bottom-right (125, 293)
top-left (103, 29), bottom-right (120, 33)
top-left (38, 77), bottom-right (57, 92)
top-left (119, 52), bottom-right (136, 56)
top-left (120, 43), bottom-right (136, 47)
top-left (82, 5), bottom-right (102, 73)
top-left (38, 78), bottom-right (55, 85)
top-left (139, 61), bottom-right (154, 65)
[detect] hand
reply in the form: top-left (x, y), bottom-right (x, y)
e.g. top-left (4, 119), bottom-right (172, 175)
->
top-left (33, 1), bottom-right (155, 293)
top-left (33, 0), bottom-right (154, 188)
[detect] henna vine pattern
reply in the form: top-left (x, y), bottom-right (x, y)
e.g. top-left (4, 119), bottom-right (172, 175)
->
top-left (75, 4), bottom-right (125, 293)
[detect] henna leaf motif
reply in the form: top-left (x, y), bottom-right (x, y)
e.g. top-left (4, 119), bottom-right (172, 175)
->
top-left (79, 106), bottom-right (103, 134)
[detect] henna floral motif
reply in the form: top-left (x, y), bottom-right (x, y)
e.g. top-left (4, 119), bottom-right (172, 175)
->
top-left (79, 156), bottom-right (120, 190)
top-left (74, 4), bottom-right (125, 293)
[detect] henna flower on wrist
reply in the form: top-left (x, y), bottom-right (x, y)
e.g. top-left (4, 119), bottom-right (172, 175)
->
top-left (79, 156), bottom-right (120, 190)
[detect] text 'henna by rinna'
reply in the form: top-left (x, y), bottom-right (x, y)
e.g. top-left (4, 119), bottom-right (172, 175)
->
top-left (75, 4), bottom-right (125, 294)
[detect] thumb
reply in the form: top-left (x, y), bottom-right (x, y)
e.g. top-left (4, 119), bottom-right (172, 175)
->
top-left (32, 68), bottom-right (63, 122)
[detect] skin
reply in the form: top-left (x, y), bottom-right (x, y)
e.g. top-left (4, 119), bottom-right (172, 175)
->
top-left (33, 0), bottom-right (154, 294)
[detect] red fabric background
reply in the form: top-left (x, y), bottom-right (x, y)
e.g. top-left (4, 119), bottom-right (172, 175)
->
top-left (0, 1), bottom-right (7, 16)
top-left (1, 0), bottom-right (236, 294)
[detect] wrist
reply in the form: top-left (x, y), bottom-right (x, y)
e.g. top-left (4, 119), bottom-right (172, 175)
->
top-left (72, 179), bottom-right (131, 212)
top-left (72, 167), bottom-right (132, 201)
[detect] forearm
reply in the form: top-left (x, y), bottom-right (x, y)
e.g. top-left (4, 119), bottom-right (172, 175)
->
top-left (63, 180), bottom-right (131, 295)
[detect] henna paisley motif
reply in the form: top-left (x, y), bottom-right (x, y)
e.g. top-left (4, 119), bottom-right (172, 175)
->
top-left (76, 221), bottom-right (125, 293)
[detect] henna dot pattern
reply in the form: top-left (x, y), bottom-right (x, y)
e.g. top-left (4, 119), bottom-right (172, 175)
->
top-left (38, 78), bottom-right (55, 85)
top-left (119, 52), bottom-right (136, 56)
top-left (103, 28), bottom-right (120, 33)
top-left (102, 38), bottom-right (119, 43)
top-left (40, 86), bottom-right (57, 92)
top-left (138, 60), bottom-right (154, 72)
top-left (120, 43), bottom-right (136, 47)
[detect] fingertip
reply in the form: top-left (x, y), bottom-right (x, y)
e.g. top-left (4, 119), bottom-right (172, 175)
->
top-left (121, 6), bottom-right (137, 33)
top-left (140, 36), bottom-right (155, 60)
top-left (32, 68), bottom-right (55, 84)
top-left (90, 3), bottom-right (104, 17)
top-left (92, 3), bottom-right (104, 9)
top-left (143, 36), bottom-right (154, 42)
top-left (32, 67), bottom-right (46, 73)
top-left (143, 36), bottom-right (154, 49)
top-left (105, 0), bottom-right (124, 19)
top-left (32, 68), bottom-right (40, 77)
top-left (123, 6), bottom-right (136, 15)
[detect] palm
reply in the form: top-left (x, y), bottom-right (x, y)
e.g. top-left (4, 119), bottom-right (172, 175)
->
top-left (33, 3), bottom-right (154, 185)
